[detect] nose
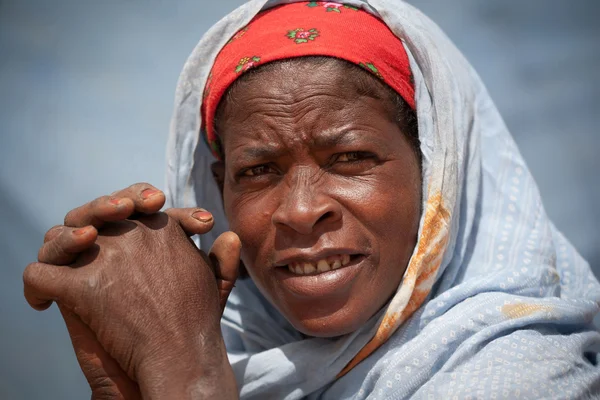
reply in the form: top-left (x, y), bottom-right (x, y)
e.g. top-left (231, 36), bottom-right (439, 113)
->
top-left (271, 166), bottom-right (342, 235)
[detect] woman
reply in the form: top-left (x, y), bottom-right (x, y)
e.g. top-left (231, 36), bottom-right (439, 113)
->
top-left (24, 0), bottom-right (600, 398)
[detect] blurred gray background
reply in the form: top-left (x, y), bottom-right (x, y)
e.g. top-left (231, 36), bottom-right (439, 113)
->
top-left (1, 0), bottom-right (598, 398)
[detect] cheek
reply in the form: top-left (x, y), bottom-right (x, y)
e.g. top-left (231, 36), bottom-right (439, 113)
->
top-left (331, 162), bottom-right (421, 281)
top-left (333, 162), bottom-right (421, 235)
top-left (223, 187), bottom-right (276, 268)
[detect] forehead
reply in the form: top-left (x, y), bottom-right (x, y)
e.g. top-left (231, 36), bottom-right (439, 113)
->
top-left (216, 59), bottom-right (396, 154)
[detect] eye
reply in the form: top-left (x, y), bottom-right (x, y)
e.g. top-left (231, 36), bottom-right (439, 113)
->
top-left (240, 164), bottom-right (277, 177)
top-left (328, 151), bottom-right (379, 174)
top-left (334, 151), bottom-right (374, 163)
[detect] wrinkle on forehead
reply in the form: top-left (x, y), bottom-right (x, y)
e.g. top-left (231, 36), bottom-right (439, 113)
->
top-left (222, 94), bottom-right (363, 157)
top-left (215, 58), bottom-right (403, 159)
top-left (216, 57), bottom-right (395, 123)
top-left (229, 89), bottom-right (355, 129)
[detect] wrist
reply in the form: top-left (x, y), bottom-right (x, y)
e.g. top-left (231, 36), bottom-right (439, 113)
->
top-left (136, 332), bottom-right (237, 400)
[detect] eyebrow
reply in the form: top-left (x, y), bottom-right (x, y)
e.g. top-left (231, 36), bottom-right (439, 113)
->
top-left (235, 143), bottom-right (285, 161)
top-left (312, 129), bottom-right (363, 149)
top-left (313, 128), bottom-right (390, 152)
top-left (234, 128), bottom-right (385, 161)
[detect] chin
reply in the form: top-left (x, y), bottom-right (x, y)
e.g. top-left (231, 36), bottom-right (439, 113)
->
top-left (283, 301), bottom-right (372, 338)
top-left (294, 321), bottom-right (361, 338)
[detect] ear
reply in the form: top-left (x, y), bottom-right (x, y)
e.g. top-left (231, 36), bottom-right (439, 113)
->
top-left (210, 161), bottom-right (225, 203)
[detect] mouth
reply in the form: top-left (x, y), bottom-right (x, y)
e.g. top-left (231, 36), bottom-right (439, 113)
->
top-left (273, 253), bottom-right (367, 298)
top-left (285, 254), bottom-right (355, 276)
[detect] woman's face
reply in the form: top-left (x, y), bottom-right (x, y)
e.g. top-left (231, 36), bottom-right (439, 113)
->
top-left (218, 62), bottom-right (421, 337)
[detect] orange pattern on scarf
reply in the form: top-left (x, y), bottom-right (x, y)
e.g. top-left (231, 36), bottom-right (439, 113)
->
top-left (338, 191), bottom-right (451, 377)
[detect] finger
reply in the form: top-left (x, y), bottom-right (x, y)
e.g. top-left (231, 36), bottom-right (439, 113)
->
top-left (64, 195), bottom-right (135, 228)
top-left (110, 183), bottom-right (166, 215)
top-left (44, 225), bottom-right (65, 243)
top-left (209, 231), bottom-right (241, 312)
top-left (23, 262), bottom-right (78, 311)
top-left (63, 184), bottom-right (165, 229)
top-left (164, 208), bottom-right (215, 236)
top-left (38, 225), bottom-right (98, 265)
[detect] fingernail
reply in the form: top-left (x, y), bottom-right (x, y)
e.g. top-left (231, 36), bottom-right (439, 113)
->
top-left (193, 210), bottom-right (213, 223)
top-left (73, 227), bottom-right (90, 236)
top-left (109, 198), bottom-right (123, 206)
top-left (142, 189), bottom-right (160, 199)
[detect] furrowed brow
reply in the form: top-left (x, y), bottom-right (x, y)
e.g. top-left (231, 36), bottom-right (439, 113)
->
top-left (313, 130), bottom-right (358, 148)
top-left (236, 144), bottom-right (284, 161)
top-left (313, 129), bottom-right (384, 149)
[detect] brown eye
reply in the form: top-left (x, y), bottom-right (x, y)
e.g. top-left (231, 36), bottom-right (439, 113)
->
top-left (336, 152), bottom-right (371, 163)
top-left (242, 165), bottom-right (275, 177)
top-left (329, 151), bottom-right (379, 175)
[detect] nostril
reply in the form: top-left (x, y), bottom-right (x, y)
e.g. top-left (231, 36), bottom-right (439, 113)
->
top-left (272, 194), bottom-right (342, 234)
top-left (317, 211), bottom-right (336, 225)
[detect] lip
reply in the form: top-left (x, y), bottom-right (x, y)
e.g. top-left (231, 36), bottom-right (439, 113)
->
top-left (273, 248), bottom-right (361, 267)
top-left (273, 254), bottom-right (366, 298)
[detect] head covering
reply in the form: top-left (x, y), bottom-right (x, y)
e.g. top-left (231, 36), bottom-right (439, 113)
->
top-left (201, 2), bottom-right (415, 159)
top-left (165, 1), bottom-right (600, 399)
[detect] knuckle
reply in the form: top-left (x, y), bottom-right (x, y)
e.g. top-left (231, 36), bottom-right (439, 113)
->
top-left (49, 247), bottom-right (65, 263)
top-left (93, 195), bottom-right (111, 207)
top-left (39, 242), bottom-right (61, 263)
top-left (23, 262), bottom-right (42, 286)
top-left (165, 207), bottom-right (184, 219)
top-left (84, 273), bottom-right (100, 290)
top-left (63, 209), bottom-right (77, 225)
top-left (44, 225), bottom-right (64, 242)
top-left (64, 196), bottom-right (105, 225)
top-left (22, 264), bottom-right (34, 285)
top-left (99, 241), bottom-right (122, 264)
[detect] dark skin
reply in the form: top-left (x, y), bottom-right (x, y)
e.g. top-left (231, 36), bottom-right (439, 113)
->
top-left (217, 60), bottom-right (421, 337)
top-left (24, 60), bottom-right (422, 397)
top-left (25, 184), bottom-right (240, 399)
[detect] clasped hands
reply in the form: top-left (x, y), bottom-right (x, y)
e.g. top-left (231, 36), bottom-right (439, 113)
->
top-left (23, 183), bottom-right (240, 400)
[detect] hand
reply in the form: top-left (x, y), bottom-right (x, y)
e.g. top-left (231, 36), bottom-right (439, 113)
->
top-left (39, 183), bottom-right (167, 400)
top-left (26, 215), bottom-right (240, 399)
top-left (36, 183), bottom-right (222, 400)
top-left (25, 184), bottom-right (240, 399)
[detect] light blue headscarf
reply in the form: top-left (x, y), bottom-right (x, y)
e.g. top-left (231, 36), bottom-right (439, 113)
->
top-left (165, 1), bottom-right (600, 398)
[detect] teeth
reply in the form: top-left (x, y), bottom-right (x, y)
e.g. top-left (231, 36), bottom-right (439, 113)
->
top-left (288, 255), bottom-right (352, 276)
top-left (342, 254), bottom-right (350, 266)
top-left (303, 263), bottom-right (316, 274)
top-left (317, 259), bottom-right (330, 273)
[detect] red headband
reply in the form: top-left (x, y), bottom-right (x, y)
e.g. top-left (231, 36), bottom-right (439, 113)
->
top-left (201, 1), bottom-right (415, 159)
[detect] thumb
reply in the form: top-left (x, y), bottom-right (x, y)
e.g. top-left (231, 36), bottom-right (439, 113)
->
top-left (208, 231), bottom-right (241, 312)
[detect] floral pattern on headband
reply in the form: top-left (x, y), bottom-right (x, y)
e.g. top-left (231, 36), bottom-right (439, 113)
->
top-left (307, 2), bottom-right (358, 12)
top-left (359, 62), bottom-right (384, 80)
top-left (227, 26), bottom-right (249, 44)
top-left (287, 28), bottom-right (320, 44)
top-left (235, 56), bottom-right (261, 73)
